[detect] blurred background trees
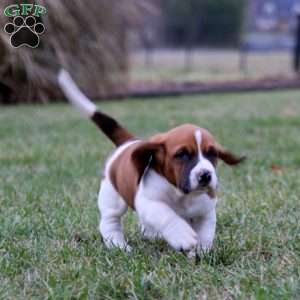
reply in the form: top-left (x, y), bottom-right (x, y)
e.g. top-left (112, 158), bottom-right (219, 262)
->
top-left (163, 0), bottom-right (245, 47)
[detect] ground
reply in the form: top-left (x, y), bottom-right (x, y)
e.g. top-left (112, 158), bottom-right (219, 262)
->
top-left (131, 49), bottom-right (292, 83)
top-left (0, 91), bottom-right (299, 299)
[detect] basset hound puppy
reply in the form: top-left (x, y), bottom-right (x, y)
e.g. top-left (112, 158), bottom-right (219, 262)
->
top-left (58, 70), bottom-right (245, 254)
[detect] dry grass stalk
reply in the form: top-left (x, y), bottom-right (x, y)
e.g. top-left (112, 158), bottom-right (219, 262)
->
top-left (0, 0), bottom-right (151, 103)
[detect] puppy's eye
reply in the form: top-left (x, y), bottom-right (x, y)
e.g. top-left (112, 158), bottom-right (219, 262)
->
top-left (204, 148), bottom-right (218, 163)
top-left (174, 149), bottom-right (191, 161)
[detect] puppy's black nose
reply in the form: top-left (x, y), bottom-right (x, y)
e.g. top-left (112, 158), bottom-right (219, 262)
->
top-left (198, 170), bottom-right (212, 186)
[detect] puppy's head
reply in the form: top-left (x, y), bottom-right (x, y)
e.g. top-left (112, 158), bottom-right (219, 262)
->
top-left (132, 124), bottom-right (245, 195)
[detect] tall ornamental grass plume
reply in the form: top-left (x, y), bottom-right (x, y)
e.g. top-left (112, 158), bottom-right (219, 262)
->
top-left (0, 0), bottom-right (152, 104)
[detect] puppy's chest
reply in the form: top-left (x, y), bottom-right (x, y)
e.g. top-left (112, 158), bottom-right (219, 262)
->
top-left (139, 169), bottom-right (217, 219)
top-left (167, 192), bottom-right (217, 219)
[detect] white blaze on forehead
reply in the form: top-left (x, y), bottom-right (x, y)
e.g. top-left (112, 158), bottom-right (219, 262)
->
top-left (194, 130), bottom-right (203, 160)
top-left (190, 129), bottom-right (218, 191)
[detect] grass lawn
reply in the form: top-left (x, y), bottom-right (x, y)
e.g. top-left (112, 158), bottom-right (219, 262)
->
top-left (0, 91), bottom-right (300, 299)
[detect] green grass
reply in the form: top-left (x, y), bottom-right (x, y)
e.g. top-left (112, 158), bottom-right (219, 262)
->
top-left (1, 91), bottom-right (300, 299)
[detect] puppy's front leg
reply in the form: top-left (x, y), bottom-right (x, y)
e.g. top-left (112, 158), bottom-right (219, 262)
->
top-left (192, 209), bottom-right (216, 253)
top-left (136, 197), bottom-right (197, 251)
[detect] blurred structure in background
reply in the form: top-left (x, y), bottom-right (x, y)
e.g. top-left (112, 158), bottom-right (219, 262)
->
top-left (241, 0), bottom-right (300, 71)
top-left (132, 0), bottom-right (245, 71)
top-left (1, 0), bottom-right (300, 104)
top-left (130, 0), bottom-right (300, 90)
top-left (244, 0), bottom-right (299, 50)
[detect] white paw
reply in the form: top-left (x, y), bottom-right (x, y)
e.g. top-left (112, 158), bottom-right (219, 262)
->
top-left (140, 224), bottom-right (161, 240)
top-left (103, 235), bottom-right (131, 252)
top-left (197, 240), bottom-right (213, 253)
top-left (163, 220), bottom-right (198, 251)
top-left (186, 248), bottom-right (197, 259)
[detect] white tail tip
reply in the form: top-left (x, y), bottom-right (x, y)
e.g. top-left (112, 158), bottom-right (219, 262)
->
top-left (58, 69), bottom-right (97, 118)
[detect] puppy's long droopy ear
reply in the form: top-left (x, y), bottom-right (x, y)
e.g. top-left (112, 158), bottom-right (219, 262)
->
top-left (216, 144), bottom-right (246, 166)
top-left (131, 142), bottom-right (164, 183)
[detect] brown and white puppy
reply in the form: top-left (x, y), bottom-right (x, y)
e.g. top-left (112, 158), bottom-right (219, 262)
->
top-left (58, 70), bottom-right (245, 254)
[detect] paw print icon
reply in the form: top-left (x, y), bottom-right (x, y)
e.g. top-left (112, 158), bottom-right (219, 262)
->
top-left (4, 16), bottom-right (45, 48)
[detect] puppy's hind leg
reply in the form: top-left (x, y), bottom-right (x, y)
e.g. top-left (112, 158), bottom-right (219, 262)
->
top-left (98, 179), bottom-right (130, 251)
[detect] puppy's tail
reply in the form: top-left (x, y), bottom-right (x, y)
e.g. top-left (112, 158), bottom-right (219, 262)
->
top-left (57, 69), bottom-right (134, 147)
